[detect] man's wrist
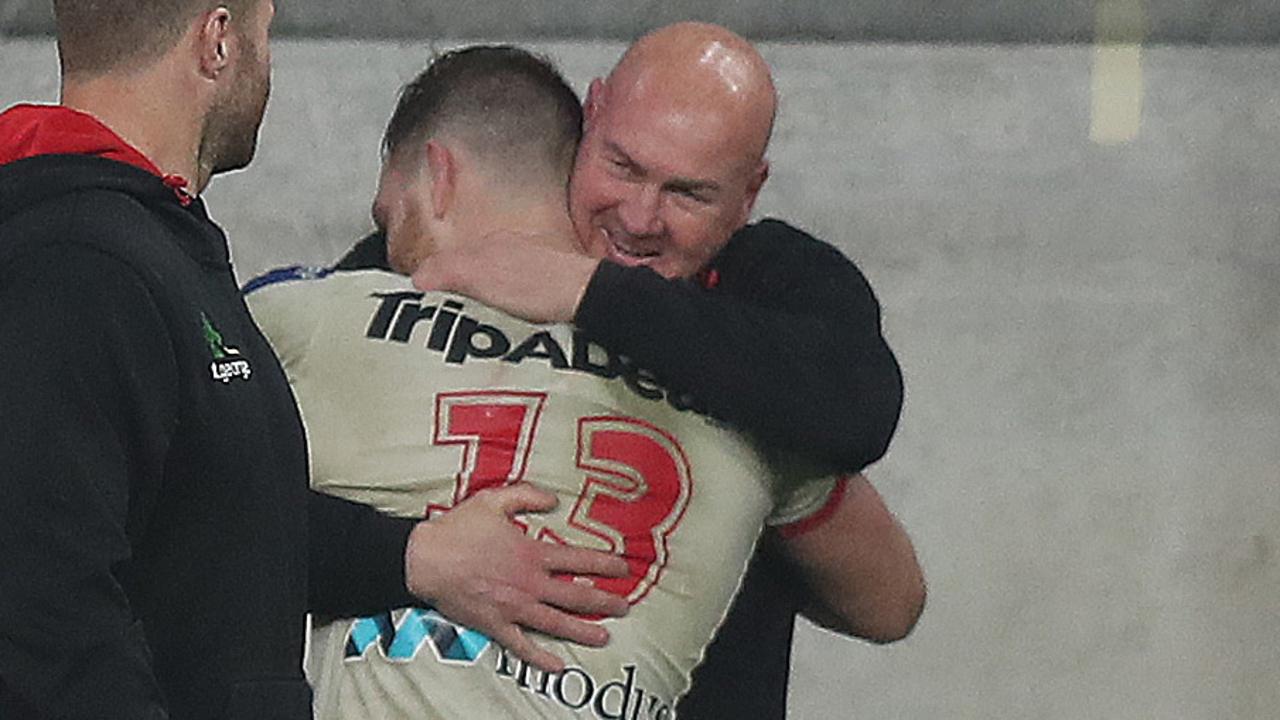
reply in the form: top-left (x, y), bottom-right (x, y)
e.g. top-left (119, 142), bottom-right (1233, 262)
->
top-left (403, 520), bottom-right (436, 602)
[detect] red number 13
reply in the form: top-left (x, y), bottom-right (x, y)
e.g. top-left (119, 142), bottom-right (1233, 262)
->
top-left (432, 391), bottom-right (692, 606)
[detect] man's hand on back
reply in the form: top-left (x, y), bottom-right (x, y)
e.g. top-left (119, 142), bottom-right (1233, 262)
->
top-left (403, 483), bottom-right (630, 673)
top-left (413, 230), bottom-right (599, 323)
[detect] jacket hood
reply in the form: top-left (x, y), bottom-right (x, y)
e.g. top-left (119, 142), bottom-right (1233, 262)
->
top-left (0, 103), bottom-right (193, 198)
top-left (0, 104), bottom-right (229, 268)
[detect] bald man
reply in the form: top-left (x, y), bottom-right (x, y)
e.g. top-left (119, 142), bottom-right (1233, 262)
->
top-left (246, 45), bottom-right (917, 719)
top-left (415, 23), bottom-right (917, 718)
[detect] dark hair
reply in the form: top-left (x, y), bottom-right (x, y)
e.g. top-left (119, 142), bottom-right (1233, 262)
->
top-left (54, 0), bottom-right (257, 75)
top-left (382, 45), bottom-right (583, 186)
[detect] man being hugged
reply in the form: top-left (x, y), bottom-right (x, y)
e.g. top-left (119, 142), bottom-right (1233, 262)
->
top-left (247, 45), bottom-right (919, 718)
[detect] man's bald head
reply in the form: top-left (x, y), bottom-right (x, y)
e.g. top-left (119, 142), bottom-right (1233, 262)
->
top-left (568, 22), bottom-right (777, 279)
top-left (606, 22), bottom-right (777, 168)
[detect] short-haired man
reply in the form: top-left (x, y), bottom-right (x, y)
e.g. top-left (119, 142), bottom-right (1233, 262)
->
top-left (246, 44), bottom-right (921, 718)
top-left (415, 23), bottom-right (917, 718)
top-left (0, 4), bottom-right (625, 718)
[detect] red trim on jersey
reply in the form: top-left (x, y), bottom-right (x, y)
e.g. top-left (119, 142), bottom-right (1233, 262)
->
top-left (777, 475), bottom-right (850, 540)
top-left (696, 267), bottom-right (721, 289)
top-left (0, 103), bottom-right (193, 205)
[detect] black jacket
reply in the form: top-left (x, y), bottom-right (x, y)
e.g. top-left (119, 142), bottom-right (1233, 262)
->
top-left (336, 220), bottom-right (903, 718)
top-left (577, 219), bottom-right (902, 473)
top-left (582, 220), bottom-right (904, 719)
top-left (0, 155), bottom-right (413, 719)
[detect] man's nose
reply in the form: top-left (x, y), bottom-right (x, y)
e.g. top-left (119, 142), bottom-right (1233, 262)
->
top-left (616, 183), bottom-right (664, 237)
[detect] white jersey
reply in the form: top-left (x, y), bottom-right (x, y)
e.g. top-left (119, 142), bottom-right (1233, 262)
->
top-left (247, 269), bottom-right (838, 720)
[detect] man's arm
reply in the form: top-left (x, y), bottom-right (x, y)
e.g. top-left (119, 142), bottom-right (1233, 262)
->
top-left (779, 474), bottom-right (926, 642)
top-left (306, 484), bottom-right (630, 673)
top-left (415, 219), bottom-right (903, 472)
top-left (306, 490), bottom-right (418, 616)
top-left (0, 249), bottom-right (175, 718)
top-left (576, 223), bottom-right (902, 472)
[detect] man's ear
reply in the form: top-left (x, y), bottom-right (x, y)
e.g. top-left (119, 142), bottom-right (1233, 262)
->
top-left (583, 78), bottom-right (607, 129)
top-left (196, 7), bottom-right (233, 79)
top-left (370, 168), bottom-right (393, 231)
top-left (738, 159), bottom-right (769, 227)
top-left (424, 140), bottom-right (456, 221)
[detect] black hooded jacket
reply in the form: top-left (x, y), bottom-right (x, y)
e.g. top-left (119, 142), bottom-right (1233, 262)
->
top-left (0, 154), bottom-right (413, 719)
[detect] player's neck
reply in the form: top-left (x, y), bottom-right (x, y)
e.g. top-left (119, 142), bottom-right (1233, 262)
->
top-left (461, 193), bottom-right (579, 254)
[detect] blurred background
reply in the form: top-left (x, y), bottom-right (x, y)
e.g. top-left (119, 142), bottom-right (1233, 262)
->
top-left (3, 1), bottom-right (1278, 718)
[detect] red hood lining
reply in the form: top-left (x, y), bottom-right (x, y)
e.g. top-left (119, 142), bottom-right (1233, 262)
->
top-left (0, 103), bottom-right (193, 206)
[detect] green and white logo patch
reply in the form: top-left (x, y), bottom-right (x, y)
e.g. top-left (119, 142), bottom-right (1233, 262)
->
top-left (202, 313), bottom-right (252, 383)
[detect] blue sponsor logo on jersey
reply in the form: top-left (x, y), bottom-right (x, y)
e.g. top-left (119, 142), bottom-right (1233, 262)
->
top-left (344, 608), bottom-right (491, 665)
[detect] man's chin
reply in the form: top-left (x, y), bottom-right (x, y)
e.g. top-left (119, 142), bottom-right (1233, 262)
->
top-left (212, 153), bottom-right (255, 176)
top-left (209, 139), bottom-right (259, 176)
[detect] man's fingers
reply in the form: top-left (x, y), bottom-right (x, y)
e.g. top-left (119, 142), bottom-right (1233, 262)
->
top-left (516, 604), bottom-right (612, 649)
top-left (490, 624), bottom-right (566, 674)
top-left (541, 543), bottom-right (629, 578)
top-left (484, 483), bottom-right (559, 516)
top-left (538, 577), bottom-right (630, 618)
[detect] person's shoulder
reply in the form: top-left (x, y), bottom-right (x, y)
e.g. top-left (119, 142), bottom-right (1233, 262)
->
top-left (726, 218), bottom-right (853, 267)
top-left (241, 264), bottom-right (337, 295)
top-left (242, 232), bottom-right (393, 296)
top-left (244, 266), bottom-right (409, 359)
top-left (243, 265), bottom-right (406, 295)
top-left (733, 218), bottom-right (832, 247)
top-left (3, 187), bottom-right (162, 257)
top-left (1, 192), bottom-right (175, 300)
top-left (0, 242), bottom-right (169, 352)
top-left (716, 218), bottom-right (867, 288)
top-left (242, 265), bottom-right (408, 325)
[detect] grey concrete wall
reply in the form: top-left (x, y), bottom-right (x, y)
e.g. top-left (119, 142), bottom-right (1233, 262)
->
top-left (3, 0), bottom-right (1280, 44)
top-left (2, 37), bottom-right (1278, 719)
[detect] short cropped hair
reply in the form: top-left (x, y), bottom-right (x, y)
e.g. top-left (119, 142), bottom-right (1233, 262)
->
top-left (382, 45), bottom-right (583, 187)
top-left (54, 0), bottom-right (257, 75)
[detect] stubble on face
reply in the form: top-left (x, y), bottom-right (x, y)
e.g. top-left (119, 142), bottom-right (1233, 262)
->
top-left (201, 1), bottom-right (273, 177)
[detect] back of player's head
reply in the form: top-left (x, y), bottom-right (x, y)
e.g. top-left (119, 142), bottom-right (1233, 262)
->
top-left (53, 0), bottom-right (260, 76)
top-left (382, 45), bottom-right (583, 190)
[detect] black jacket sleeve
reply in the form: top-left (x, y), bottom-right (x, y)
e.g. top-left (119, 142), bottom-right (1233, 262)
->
top-left (307, 491), bottom-right (417, 617)
top-left (0, 247), bottom-right (174, 719)
top-left (332, 231), bottom-right (389, 272)
top-left (574, 219), bottom-right (903, 472)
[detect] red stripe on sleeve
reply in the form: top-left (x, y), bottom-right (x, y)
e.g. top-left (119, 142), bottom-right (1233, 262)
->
top-left (777, 475), bottom-right (850, 540)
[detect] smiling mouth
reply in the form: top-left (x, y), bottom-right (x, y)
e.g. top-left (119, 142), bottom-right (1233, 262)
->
top-left (602, 228), bottom-right (660, 262)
